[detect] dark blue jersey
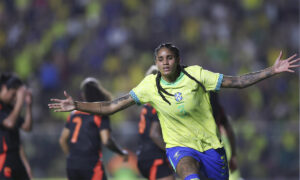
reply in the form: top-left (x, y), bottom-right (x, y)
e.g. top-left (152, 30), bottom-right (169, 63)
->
top-left (65, 110), bottom-right (110, 169)
top-left (0, 101), bottom-right (24, 154)
top-left (137, 104), bottom-right (166, 160)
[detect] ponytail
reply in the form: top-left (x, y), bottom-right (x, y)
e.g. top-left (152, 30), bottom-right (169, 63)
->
top-left (181, 66), bottom-right (206, 92)
top-left (156, 72), bottom-right (172, 105)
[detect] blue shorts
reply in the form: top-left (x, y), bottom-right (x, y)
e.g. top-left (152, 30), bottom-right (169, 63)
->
top-left (166, 147), bottom-right (229, 180)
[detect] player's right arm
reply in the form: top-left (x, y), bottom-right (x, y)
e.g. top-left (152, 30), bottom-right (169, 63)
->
top-left (218, 115), bottom-right (238, 172)
top-left (49, 91), bottom-right (135, 115)
top-left (59, 127), bottom-right (70, 155)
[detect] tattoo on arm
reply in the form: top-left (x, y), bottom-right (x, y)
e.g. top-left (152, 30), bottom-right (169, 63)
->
top-left (222, 67), bottom-right (275, 88)
top-left (98, 94), bottom-right (134, 114)
top-left (76, 94), bottom-right (134, 115)
top-left (111, 94), bottom-right (131, 104)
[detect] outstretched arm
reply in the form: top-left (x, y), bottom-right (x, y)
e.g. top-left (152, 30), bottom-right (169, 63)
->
top-left (222, 52), bottom-right (300, 88)
top-left (49, 91), bottom-right (135, 115)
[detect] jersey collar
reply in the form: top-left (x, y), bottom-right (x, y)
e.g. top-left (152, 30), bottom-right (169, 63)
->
top-left (160, 71), bottom-right (184, 86)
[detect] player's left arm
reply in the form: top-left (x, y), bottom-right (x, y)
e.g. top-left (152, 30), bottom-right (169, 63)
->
top-left (59, 128), bottom-right (70, 155)
top-left (20, 145), bottom-right (33, 179)
top-left (219, 114), bottom-right (238, 172)
top-left (221, 52), bottom-right (300, 88)
top-left (100, 130), bottom-right (128, 161)
top-left (21, 89), bottom-right (33, 132)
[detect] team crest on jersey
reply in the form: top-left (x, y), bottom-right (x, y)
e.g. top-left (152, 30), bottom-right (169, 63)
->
top-left (174, 92), bottom-right (183, 102)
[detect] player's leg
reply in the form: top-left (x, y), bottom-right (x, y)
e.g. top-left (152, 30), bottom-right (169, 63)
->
top-left (166, 147), bottom-right (203, 180)
top-left (0, 151), bottom-right (10, 180)
top-left (176, 156), bottom-right (202, 180)
top-left (137, 159), bottom-right (152, 178)
top-left (157, 174), bottom-right (175, 180)
top-left (86, 160), bottom-right (107, 180)
top-left (198, 148), bottom-right (229, 180)
top-left (3, 152), bottom-right (30, 180)
top-left (138, 158), bottom-right (175, 180)
top-left (150, 158), bottom-right (175, 180)
top-left (67, 168), bottom-right (81, 180)
top-left (167, 146), bottom-right (223, 180)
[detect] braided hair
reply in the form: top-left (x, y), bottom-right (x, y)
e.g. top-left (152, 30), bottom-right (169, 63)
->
top-left (154, 43), bottom-right (206, 105)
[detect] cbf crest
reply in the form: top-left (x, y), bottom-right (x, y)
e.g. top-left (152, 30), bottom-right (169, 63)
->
top-left (174, 92), bottom-right (183, 102)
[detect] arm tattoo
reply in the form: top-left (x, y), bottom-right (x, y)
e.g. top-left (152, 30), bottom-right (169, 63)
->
top-left (76, 94), bottom-right (133, 115)
top-left (98, 94), bottom-right (133, 114)
top-left (222, 67), bottom-right (275, 88)
top-left (111, 94), bottom-right (131, 105)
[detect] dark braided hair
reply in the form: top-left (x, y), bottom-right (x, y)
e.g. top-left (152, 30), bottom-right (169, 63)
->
top-left (154, 43), bottom-right (206, 105)
top-left (180, 66), bottom-right (207, 92)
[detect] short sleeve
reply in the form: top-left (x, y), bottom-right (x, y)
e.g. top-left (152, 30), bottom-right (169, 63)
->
top-left (188, 66), bottom-right (223, 91)
top-left (98, 116), bottom-right (111, 131)
top-left (200, 68), bottom-right (223, 91)
top-left (130, 75), bottom-right (155, 105)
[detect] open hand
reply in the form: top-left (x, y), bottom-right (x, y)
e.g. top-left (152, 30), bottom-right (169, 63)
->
top-left (48, 91), bottom-right (75, 112)
top-left (273, 51), bottom-right (300, 73)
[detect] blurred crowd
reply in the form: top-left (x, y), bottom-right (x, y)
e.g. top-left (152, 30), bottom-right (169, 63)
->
top-left (0, 0), bottom-right (299, 179)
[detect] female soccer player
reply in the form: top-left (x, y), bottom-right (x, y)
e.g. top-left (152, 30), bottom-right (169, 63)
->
top-left (59, 77), bottom-right (128, 180)
top-left (49, 43), bottom-right (300, 180)
top-left (0, 73), bottom-right (33, 180)
top-left (137, 65), bottom-right (175, 180)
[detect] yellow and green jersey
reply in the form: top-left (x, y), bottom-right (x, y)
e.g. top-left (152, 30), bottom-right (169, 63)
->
top-left (130, 65), bottom-right (224, 152)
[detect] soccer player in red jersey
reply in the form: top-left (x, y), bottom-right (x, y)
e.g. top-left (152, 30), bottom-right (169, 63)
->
top-left (0, 73), bottom-right (33, 180)
top-left (59, 77), bottom-right (128, 180)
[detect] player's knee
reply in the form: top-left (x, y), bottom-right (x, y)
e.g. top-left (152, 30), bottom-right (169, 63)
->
top-left (176, 156), bottom-right (199, 179)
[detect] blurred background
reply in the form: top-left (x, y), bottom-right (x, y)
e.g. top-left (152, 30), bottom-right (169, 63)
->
top-left (0, 0), bottom-right (299, 179)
